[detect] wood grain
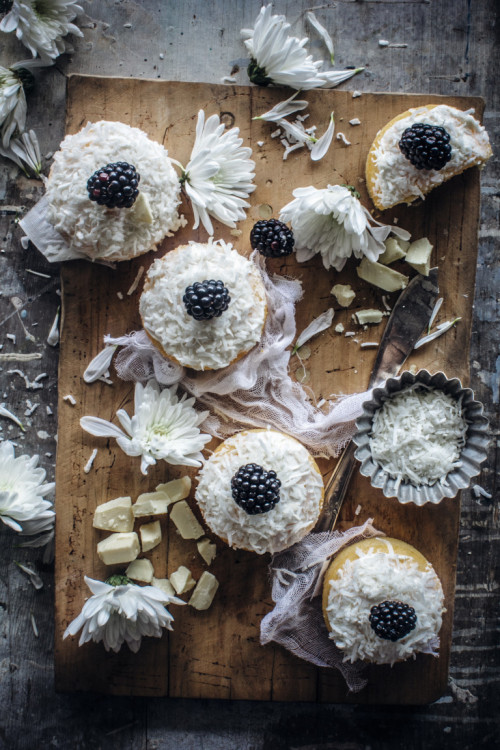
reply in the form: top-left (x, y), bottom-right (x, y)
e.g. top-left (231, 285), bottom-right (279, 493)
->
top-left (53, 75), bottom-right (484, 702)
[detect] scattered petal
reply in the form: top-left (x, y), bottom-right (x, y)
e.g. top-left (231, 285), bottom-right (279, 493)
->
top-left (306, 11), bottom-right (334, 64)
top-left (0, 404), bottom-right (24, 430)
top-left (414, 318), bottom-right (462, 349)
top-left (293, 308), bottom-right (335, 353)
top-left (428, 297), bottom-right (444, 332)
top-left (83, 345), bottom-right (117, 383)
top-left (15, 561), bottom-right (43, 589)
top-left (253, 91), bottom-right (308, 123)
top-left (46, 307), bottom-right (60, 346)
top-left (310, 112), bottom-right (335, 161)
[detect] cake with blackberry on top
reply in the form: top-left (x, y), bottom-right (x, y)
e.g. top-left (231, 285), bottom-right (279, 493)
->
top-left (366, 104), bottom-right (492, 210)
top-left (195, 428), bottom-right (324, 555)
top-left (139, 238), bottom-right (267, 371)
top-left (322, 536), bottom-right (445, 665)
top-left (45, 120), bottom-right (184, 262)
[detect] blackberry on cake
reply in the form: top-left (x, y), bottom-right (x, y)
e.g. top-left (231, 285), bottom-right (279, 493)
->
top-left (231, 463), bottom-right (281, 515)
top-left (183, 280), bottom-right (230, 321)
top-left (250, 219), bottom-right (294, 258)
top-left (399, 124), bottom-right (452, 171)
top-left (369, 600), bottom-right (417, 641)
top-left (87, 162), bottom-right (140, 208)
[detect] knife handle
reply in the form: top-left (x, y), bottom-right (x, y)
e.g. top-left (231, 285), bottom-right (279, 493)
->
top-left (316, 441), bottom-right (357, 532)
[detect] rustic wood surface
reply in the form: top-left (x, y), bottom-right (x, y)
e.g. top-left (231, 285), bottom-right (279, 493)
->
top-left (55, 76), bottom-right (483, 705)
top-left (0, 0), bottom-right (498, 747)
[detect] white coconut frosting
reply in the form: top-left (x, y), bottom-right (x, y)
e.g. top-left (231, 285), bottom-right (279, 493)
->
top-left (325, 539), bottom-right (445, 665)
top-left (45, 120), bottom-right (185, 262)
top-left (195, 430), bottom-right (324, 555)
top-left (140, 239), bottom-right (267, 371)
top-left (370, 105), bottom-right (491, 208)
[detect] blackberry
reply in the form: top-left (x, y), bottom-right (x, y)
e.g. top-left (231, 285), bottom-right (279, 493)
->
top-left (250, 219), bottom-right (294, 258)
top-left (399, 123), bottom-right (452, 171)
top-left (183, 280), bottom-right (230, 321)
top-left (87, 162), bottom-right (140, 208)
top-left (231, 463), bottom-right (281, 515)
top-left (369, 600), bottom-right (417, 642)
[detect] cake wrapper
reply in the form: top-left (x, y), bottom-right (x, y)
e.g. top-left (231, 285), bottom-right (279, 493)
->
top-left (19, 195), bottom-right (115, 265)
top-left (260, 519), bottom-right (380, 692)
top-left (104, 253), bottom-right (373, 459)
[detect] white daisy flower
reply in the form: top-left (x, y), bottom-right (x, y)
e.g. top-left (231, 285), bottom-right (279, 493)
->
top-left (242, 4), bottom-right (322, 90)
top-left (63, 575), bottom-right (185, 653)
top-left (80, 379), bottom-right (211, 475)
top-left (280, 184), bottom-right (411, 271)
top-left (180, 109), bottom-right (255, 236)
top-left (0, 0), bottom-right (83, 62)
top-left (241, 5), bottom-right (364, 91)
top-left (0, 440), bottom-right (55, 536)
top-left (0, 58), bottom-right (51, 147)
top-left (0, 128), bottom-right (42, 175)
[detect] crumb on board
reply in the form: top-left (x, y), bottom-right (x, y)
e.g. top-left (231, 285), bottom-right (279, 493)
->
top-left (63, 394), bottom-right (76, 405)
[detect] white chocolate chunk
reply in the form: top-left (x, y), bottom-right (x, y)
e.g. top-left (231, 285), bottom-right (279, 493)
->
top-left (378, 237), bottom-right (409, 265)
top-left (126, 558), bottom-right (154, 583)
top-left (152, 577), bottom-right (176, 597)
top-left (357, 258), bottom-right (408, 292)
top-left (354, 309), bottom-right (384, 325)
top-left (335, 323), bottom-right (345, 334)
top-left (131, 191), bottom-right (153, 224)
top-left (132, 496), bottom-right (171, 517)
top-left (93, 496), bottom-right (134, 532)
top-left (97, 532), bottom-right (140, 565)
top-left (405, 237), bottom-right (433, 276)
top-left (189, 571), bottom-right (219, 611)
top-left (331, 283), bottom-right (356, 308)
top-left (170, 500), bottom-right (204, 540)
top-left (197, 538), bottom-right (217, 565)
top-left (140, 520), bottom-right (162, 552)
top-left (155, 476), bottom-right (192, 503)
top-left (169, 565), bottom-right (196, 594)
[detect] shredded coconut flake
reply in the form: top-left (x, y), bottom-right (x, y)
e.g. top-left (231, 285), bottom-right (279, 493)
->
top-left (369, 385), bottom-right (468, 487)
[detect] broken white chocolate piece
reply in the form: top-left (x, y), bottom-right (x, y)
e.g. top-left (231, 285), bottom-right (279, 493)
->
top-left (152, 577), bottom-right (176, 597)
top-left (170, 500), bottom-right (204, 540)
top-left (334, 323), bottom-right (345, 334)
top-left (405, 237), bottom-right (433, 276)
top-left (126, 558), bottom-right (154, 583)
top-left (354, 309), bottom-right (384, 325)
top-left (378, 237), bottom-right (409, 265)
top-left (155, 476), bottom-right (191, 503)
top-left (357, 258), bottom-right (408, 292)
top-left (170, 565), bottom-right (196, 595)
top-left (331, 283), bottom-right (356, 308)
top-left (97, 532), bottom-right (140, 565)
top-left (132, 491), bottom-right (172, 517)
top-left (197, 538), bottom-right (217, 566)
top-left (140, 520), bottom-right (162, 552)
top-left (131, 192), bottom-right (153, 224)
top-left (93, 496), bottom-right (134, 533)
top-left (189, 571), bottom-right (219, 611)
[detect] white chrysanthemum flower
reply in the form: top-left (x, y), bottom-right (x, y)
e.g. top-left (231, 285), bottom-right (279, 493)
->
top-left (0, 62), bottom-right (28, 147)
top-left (0, 128), bottom-right (42, 175)
top-left (280, 184), bottom-right (411, 271)
top-left (80, 379), bottom-right (211, 475)
top-left (180, 109), bottom-right (255, 235)
top-left (241, 5), bottom-right (363, 91)
top-left (0, 0), bottom-right (83, 62)
top-left (0, 440), bottom-right (55, 536)
top-left (63, 575), bottom-right (185, 653)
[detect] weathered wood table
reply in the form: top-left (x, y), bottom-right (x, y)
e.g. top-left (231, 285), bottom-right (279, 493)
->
top-left (0, 1), bottom-right (498, 748)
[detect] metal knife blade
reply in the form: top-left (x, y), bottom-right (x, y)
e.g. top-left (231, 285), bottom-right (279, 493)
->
top-left (317, 267), bottom-right (440, 532)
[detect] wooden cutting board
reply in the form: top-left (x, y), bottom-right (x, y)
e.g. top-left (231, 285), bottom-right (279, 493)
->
top-left (54, 75), bottom-right (484, 702)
